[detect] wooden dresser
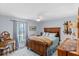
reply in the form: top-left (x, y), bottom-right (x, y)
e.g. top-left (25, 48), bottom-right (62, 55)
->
top-left (57, 38), bottom-right (79, 56)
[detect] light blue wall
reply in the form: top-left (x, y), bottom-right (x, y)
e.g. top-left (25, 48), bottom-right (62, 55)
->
top-left (26, 20), bottom-right (38, 36)
top-left (0, 15), bottom-right (38, 38)
top-left (0, 15), bottom-right (77, 41)
top-left (37, 15), bottom-right (77, 40)
top-left (0, 16), bottom-right (13, 38)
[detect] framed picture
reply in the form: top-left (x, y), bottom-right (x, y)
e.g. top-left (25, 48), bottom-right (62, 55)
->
top-left (29, 26), bottom-right (36, 31)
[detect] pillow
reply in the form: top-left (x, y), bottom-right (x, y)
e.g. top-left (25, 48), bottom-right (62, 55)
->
top-left (45, 32), bottom-right (49, 36)
top-left (42, 32), bottom-right (46, 36)
top-left (42, 32), bottom-right (49, 36)
top-left (48, 33), bottom-right (56, 37)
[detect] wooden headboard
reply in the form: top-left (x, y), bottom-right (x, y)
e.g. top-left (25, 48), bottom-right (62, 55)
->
top-left (44, 27), bottom-right (60, 33)
top-left (44, 27), bottom-right (60, 45)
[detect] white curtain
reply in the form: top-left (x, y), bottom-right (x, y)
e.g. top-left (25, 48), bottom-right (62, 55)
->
top-left (12, 20), bottom-right (28, 49)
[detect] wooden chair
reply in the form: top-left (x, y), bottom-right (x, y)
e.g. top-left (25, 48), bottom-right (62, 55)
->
top-left (1, 46), bottom-right (10, 55)
top-left (0, 42), bottom-right (10, 55)
top-left (0, 31), bottom-right (15, 55)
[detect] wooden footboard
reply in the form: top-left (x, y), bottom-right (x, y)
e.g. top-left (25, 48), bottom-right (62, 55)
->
top-left (27, 39), bottom-right (48, 56)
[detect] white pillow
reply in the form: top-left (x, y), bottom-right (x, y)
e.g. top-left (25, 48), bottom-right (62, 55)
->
top-left (42, 32), bottom-right (49, 36)
top-left (42, 32), bottom-right (46, 36)
top-left (45, 32), bottom-right (49, 36)
top-left (48, 33), bottom-right (56, 37)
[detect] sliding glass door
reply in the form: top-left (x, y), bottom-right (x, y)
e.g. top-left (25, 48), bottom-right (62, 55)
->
top-left (17, 22), bottom-right (27, 49)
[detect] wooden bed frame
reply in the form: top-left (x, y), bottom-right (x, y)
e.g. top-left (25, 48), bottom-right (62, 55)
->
top-left (27, 27), bottom-right (60, 56)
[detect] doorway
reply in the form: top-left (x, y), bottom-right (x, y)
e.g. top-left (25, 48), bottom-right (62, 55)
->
top-left (16, 22), bottom-right (27, 49)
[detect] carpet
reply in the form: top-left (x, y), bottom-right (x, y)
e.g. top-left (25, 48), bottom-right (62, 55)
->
top-left (7, 47), bottom-right (57, 56)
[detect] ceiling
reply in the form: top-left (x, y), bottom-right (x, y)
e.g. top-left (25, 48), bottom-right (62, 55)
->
top-left (0, 3), bottom-right (79, 21)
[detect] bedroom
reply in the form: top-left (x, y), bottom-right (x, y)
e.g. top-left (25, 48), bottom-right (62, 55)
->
top-left (0, 3), bottom-right (79, 56)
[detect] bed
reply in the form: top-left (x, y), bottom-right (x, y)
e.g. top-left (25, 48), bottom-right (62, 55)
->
top-left (27, 27), bottom-right (60, 56)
